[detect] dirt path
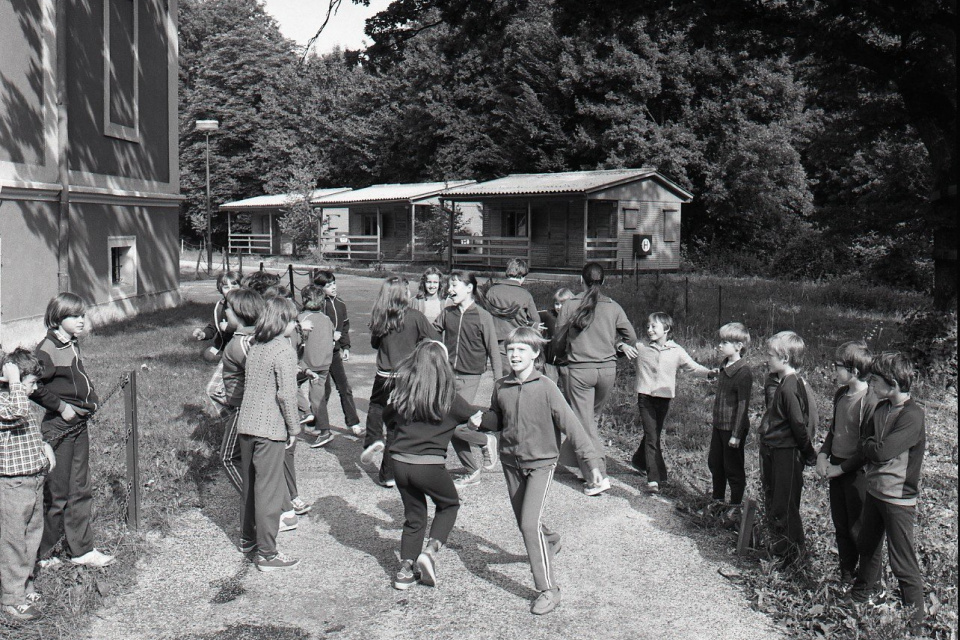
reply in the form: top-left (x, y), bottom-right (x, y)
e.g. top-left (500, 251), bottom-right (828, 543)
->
top-left (81, 274), bottom-right (782, 640)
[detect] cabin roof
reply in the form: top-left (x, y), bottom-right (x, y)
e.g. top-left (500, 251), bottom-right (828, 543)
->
top-left (310, 180), bottom-right (475, 206)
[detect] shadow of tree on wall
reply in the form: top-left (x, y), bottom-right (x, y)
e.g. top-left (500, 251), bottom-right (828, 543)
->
top-left (0, 0), bottom-right (45, 165)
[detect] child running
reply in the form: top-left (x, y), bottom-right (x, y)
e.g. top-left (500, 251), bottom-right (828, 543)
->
top-left (297, 285), bottom-right (336, 450)
top-left (31, 293), bottom-right (113, 568)
top-left (384, 340), bottom-right (484, 590)
top-left (552, 263), bottom-right (638, 496)
top-left (314, 271), bottom-right (363, 436)
top-left (1, 349), bottom-right (56, 621)
top-left (237, 296), bottom-right (302, 571)
top-left (479, 327), bottom-right (603, 615)
top-left (434, 271), bottom-right (501, 488)
top-left (192, 270), bottom-right (241, 362)
top-left (360, 277), bottom-right (439, 487)
top-left (410, 266), bottom-right (447, 324)
top-left (630, 312), bottom-right (712, 494)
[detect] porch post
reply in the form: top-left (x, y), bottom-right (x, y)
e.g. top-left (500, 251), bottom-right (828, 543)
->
top-left (227, 212), bottom-right (232, 254)
top-left (376, 206), bottom-right (382, 260)
top-left (526, 201), bottom-right (532, 266)
top-left (445, 198), bottom-right (454, 272)
top-left (269, 213), bottom-right (275, 254)
top-left (583, 200), bottom-right (589, 267)
top-left (410, 203), bottom-right (416, 261)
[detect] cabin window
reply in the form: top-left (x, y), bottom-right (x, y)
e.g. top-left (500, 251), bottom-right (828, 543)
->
top-left (663, 208), bottom-right (680, 242)
top-left (501, 205), bottom-right (528, 237)
top-left (108, 236), bottom-right (138, 298)
top-left (587, 201), bottom-right (617, 238)
top-left (361, 213), bottom-right (378, 236)
top-left (103, 0), bottom-right (140, 142)
top-left (624, 208), bottom-right (639, 230)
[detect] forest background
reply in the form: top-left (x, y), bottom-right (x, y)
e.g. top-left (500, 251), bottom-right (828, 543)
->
top-left (178, 0), bottom-right (955, 298)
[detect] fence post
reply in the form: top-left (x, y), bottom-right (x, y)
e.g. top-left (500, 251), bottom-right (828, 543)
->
top-left (124, 371), bottom-right (140, 532)
top-left (238, 253), bottom-right (243, 275)
top-left (685, 277), bottom-right (689, 318)
top-left (718, 284), bottom-right (723, 328)
top-left (259, 261), bottom-right (264, 273)
top-left (736, 498), bottom-right (758, 556)
top-left (288, 264), bottom-right (295, 293)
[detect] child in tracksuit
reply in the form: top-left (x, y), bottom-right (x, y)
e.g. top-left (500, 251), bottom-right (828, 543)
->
top-left (817, 340), bottom-right (879, 584)
top-left (1, 349), bottom-right (55, 621)
top-left (31, 293), bottom-right (113, 569)
top-left (758, 331), bottom-right (818, 568)
top-left (297, 285), bottom-right (336, 449)
top-left (314, 271), bottom-right (363, 436)
top-left (538, 287), bottom-right (574, 388)
top-left (485, 258), bottom-right (540, 377)
top-left (192, 270), bottom-right (241, 361)
top-left (845, 352), bottom-right (926, 629)
top-left (480, 327), bottom-right (602, 616)
top-left (708, 322), bottom-right (753, 511)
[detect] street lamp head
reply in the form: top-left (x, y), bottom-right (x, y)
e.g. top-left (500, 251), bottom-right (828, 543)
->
top-left (195, 119), bottom-right (219, 132)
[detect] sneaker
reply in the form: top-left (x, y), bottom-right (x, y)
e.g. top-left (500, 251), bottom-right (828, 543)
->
top-left (393, 559), bottom-right (419, 590)
top-left (840, 569), bottom-right (857, 585)
top-left (417, 541), bottom-right (441, 587)
top-left (256, 552), bottom-right (299, 572)
top-left (38, 556), bottom-right (62, 570)
top-left (360, 440), bottom-right (384, 465)
top-left (25, 592), bottom-right (42, 605)
top-left (70, 549), bottom-right (115, 568)
top-left (531, 587), bottom-right (561, 615)
top-left (290, 497), bottom-right (312, 515)
top-left (454, 470), bottom-right (481, 489)
top-left (645, 481), bottom-right (660, 494)
top-left (842, 587), bottom-right (883, 607)
top-left (349, 424), bottom-right (365, 437)
top-left (481, 433), bottom-right (499, 470)
top-left (3, 603), bottom-right (41, 621)
top-left (376, 477), bottom-right (396, 488)
top-left (309, 431), bottom-right (335, 449)
top-left (279, 511), bottom-right (298, 532)
top-left (299, 414), bottom-right (315, 425)
top-left (584, 476), bottom-right (611, 496)
top-left (238, 540), bottom-right (257, 555)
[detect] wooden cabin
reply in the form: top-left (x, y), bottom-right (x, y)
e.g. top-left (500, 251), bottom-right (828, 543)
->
top-left (1, 0), bottom-right (180, 347)
top-left (312, 181), bottom-right (475, 262)
top-left (219, 188), bottom-right (351, 255)
top-left (441, 168), bottom-right (693, 272)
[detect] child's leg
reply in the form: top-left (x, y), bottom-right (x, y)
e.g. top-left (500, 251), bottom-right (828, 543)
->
top-left (252, 438), bottom-right (286, 558)
top-left (327, 351), bottom-right (360, 427)
top-left (653, 397), bottom-right (671, 481)
top-left (829, 468), bottom-right (861, 575)
top-left (379, 419), bottom-right (397, 484)
top-left (239, 435), bottom-right (257, 547)
top-left (419, 466), bottom-right (461, 545)
top-left (45, 426), bottom-right (94, 558)
top-left (561, 368), bottom-right (601, 473)
top-left (724, 435), bottom-right (746, 505)
top-left (451, 424), bottom-right (486, 474)
top-left (882, 501), bottom-right (924, 618)
top-left (852, 493), bottom-right (885, 592)
top-left (309, 370), bottom-right (331, 432)
top-left (283, 438), bottom-right (298, 500)
top-left (394, 461), bottom-right (429, 561)
top-left (0, 474), bottom-right (44, 607)
top-left (767, 448), bottom-right (805, 560)
top-left (707, 428), bottom-right (727, 501)
top-left (503, 463), bottom-right (558, 592)
top-left (363, 376), bottom-right (390, 448)
top-left (220, 409), bottom-right (243, 494)
top-left (297, 378), bottom-right (312, 419)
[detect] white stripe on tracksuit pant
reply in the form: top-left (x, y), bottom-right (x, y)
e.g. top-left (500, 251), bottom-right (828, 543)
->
top-left (502, 462), bottom-right (560, 592)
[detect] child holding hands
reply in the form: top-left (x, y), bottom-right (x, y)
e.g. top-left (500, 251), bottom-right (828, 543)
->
top-left (191, 270), bottom-right (241, 361)
top-left (1, 349), bottom-right (56, 621)
top-left (479, 327), bottom-right (603, 615)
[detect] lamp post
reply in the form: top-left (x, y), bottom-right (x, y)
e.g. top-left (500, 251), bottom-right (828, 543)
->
top-left (195, 119), bottom-right (219, 273)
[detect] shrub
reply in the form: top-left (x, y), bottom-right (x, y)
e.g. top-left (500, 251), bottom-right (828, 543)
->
top-left (897, 309), bottom-right (958, 388)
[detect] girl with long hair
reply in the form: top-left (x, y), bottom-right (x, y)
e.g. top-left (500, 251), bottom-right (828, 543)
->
top-left (385, 341), bottom-right (484, 590)
top-left (552, 263), bottom-right (638, 496)
top-left (410, 266), bottom-right (447, 324)
top-left (360, 277), bottom-right (439, 487)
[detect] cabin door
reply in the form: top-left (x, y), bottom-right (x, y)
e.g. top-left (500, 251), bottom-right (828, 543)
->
top-left (547, 206), bottom-right (569, 267)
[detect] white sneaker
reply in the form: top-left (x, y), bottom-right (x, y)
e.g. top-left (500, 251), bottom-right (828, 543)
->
top-left (481, 433), bottom-right (499, 470)
top-left (350, 424), bottom-right (365, 437)
top-left (360, 440), bottom-right (384, 465)
top-left (39, 557), bottom-right (62, 570)
top-left (584, 476), bottom-right (611, 496)
top-left (70, 549), bottom-right (115, 568)
top-left (279, 510), bottom-right (298, 532)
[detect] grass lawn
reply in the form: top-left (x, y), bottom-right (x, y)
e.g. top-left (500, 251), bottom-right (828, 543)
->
top-left (3, 269), bottom-right (955, 639)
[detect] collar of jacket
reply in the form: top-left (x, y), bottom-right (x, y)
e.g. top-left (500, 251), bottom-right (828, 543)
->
top-left (499, 279), bottom-right (523, 288)
top-left (51, 328), bottom-right (75, 348)
top-left (720, 357), bottom-right (748, 376)
top-left (501, 368), bottom-right (543, 386)
top-left (644, 339), bottom-right (679, 352)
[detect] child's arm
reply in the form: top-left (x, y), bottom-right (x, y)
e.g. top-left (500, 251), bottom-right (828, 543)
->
top-left (780, 378), bottom-right (816, 461)
top-left (861, 405), bottom-right (924, 463)
top-left (339, 301), bottom-right (351, 358)
top-left (549, 384), bottom-right (601, 470)
top-left (0, 363), bottom-right (31, 422)
top-left (614, 306), bottom-right (639, 358)
top-left (729, 367), bottom-right (753, 447)
top-left (818, 390), bottom-right (841, 477)
top-left (482, 312), bottom-right (502, 377)
top-left (28, 347), bottom-right (74, 419)
top-left (276, 346), bottom-right (302, 439)
top-left (678, 347), bottom-right (712, 377)
top-left (478, 384), bottom-right (503, 432)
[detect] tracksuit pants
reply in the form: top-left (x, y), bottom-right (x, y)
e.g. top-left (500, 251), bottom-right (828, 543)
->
top-left (828, 456), bottom-right (865, 575)
top-left (298, 369), bottom-right (330, 430)
top-left (393, 460), bottom-right (460, 561)
top-left (239, 435), bottom-right (286, 559)
top-left (325, 351), bottom-right (360, 427)
top-left (503, 462), bottom-right (561, 592)
top-left (760, 445), bottom-right (805, 562)
top-left (220, 408), bottom-right (243, 493)
top-left (632, 394), bottom-right (672, 485)
top-left (364, 374), bottom-right (395, 483)
top-left (451, 374), bottom-right (486, 474)
top-left (560, 367), bottom-right (615, 477)
top-left (39, 417), bottom-right (94, 559)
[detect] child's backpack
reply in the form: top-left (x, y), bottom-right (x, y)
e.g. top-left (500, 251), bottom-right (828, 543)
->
top-left (206, 336), bottom-right (251, 414)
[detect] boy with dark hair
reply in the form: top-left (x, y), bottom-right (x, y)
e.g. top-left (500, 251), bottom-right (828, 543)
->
top-left (1, 349), bottom-right (55, 621)
top-left (313, 271), bottom-right (363, 436)
top-left (297, 285), bottom-right (336, 449)
top-left (191, 270), bottom-right (241, 362)
top-left (845, 352), bottom-right (925, 629)
top-left (758, 331), bottom-right (817, 568)
top-left (485, 258), bottom-right (540, 377)
top-left (817, 340), bottom-right (879, 584)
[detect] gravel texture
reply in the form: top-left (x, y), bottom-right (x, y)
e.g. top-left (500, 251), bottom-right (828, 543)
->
top-left (79, 274), bottom-right (783, 640)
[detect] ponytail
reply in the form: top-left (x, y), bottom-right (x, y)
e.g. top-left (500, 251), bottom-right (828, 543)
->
top-left (555, 262), bottom-right (605, 345)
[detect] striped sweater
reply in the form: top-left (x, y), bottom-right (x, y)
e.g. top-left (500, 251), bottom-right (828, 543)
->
top-left (237, 337), bottom-right (301, 442)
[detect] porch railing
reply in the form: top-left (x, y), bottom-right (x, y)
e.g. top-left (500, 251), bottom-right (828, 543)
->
top-left (584, 237), bottom-right (619, 266)
top-left (320, 234), bottom-right (380, 261)
top-left (451, 235), bottom-right (531, 267)
top-left (229, 233), bottom-right (272, 254)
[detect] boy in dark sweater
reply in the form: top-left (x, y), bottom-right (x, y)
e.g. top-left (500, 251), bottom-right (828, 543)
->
top-left (485, 258), bottom-right (540, 377)
top-left (844, 352), bottom-right (925, 629)
top-left (708, 323), bottom-right (753, 511)
top-left (817, 340), bottom-right (879, 584)
top-left (314, 271), bottom-right (363, 436)
top-left (480, 327), bottom-right (602, 615)
top-left (758, 331), bottom-right (817, 567)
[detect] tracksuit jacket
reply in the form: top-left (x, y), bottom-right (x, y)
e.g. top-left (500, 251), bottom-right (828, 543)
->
top-left (371, 309), bottom-right (439, 375)
top-left (297, 310), bottom-right (335, 372)
top-left (31, 329), bottom-right (99, 415)
top-left (551, 293), bottom-right (636, 369)
top-left (485, 280), bottom-right (540, 342)
top-left (387, 394), bottom-right (484, 463)
top-left (321, 296), bottom-right (351, 351)
top-left (759, 373), bottom-right (817, 463)
top-left (434, 303), bottom-right (501, 376)
top-left (819, 385), bottom-right (880, 473)
top-left (861, 398), bottom-right (925, 506)
top-left (199, 298), bottom-right (235, 352)
top-left (480, 369), bottom-right (599, 470)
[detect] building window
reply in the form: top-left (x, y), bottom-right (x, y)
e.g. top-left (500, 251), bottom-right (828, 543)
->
top-left (361, 213), bottom-right (378, 236)
top-left (108, 236), bottom-right (138, 298)
top-left (587, 201), bottom-right (617, 238)
top-left (624, 208), bottom-right (639, 230)
top-left (501, 205), bottom-right (528, 237)
top-left (663, 208), bottom-right (680, 242)
top-left (103, 0), bottom-right (140, 142)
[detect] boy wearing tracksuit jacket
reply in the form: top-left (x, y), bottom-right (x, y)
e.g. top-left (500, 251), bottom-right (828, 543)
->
top-left (314, 271), bottom-right (363, 435)
top-left (480, 327), bottom-right (602, 616)
top-left (485, 259), bottom-right (540, 377)
top-left (845, 352), bottom-right (925, 627)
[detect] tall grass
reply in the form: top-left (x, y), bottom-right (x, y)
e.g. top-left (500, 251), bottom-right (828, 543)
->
top-left (528, 272), bottom-right (957, 639)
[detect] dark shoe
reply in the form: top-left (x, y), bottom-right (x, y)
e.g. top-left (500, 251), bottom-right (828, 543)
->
top-left (842, 587), bottom-right (883, 607)
top-left (309, 431), bottom-right (335, 449)
top-left (531, 588), bottom-right (561, 615)
top-left (840, 569), bottom-right (856, 585)
top-left (417, 539), bottom-right (441, 587)
top-left (393, 559), bottom-right (419, 590)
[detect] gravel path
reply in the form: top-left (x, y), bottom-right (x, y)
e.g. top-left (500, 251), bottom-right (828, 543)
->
top-left (80, 274), bottom-right (783, 640)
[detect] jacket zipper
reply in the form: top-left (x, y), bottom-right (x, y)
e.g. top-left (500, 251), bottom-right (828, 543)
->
top-left (453, 310), bottom-right (464, 370)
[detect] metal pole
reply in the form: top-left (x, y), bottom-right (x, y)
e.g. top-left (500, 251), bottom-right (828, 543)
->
top-left (124, 371), bottom-right (140, 532)
top-left (685, 277), bottom-right (689, 317)
top-left (205, 132), bottom-right (213, 274)
top-left (288, 264), bottom-right (295, 293)
top-left (718, 284), bottom-right (723, 328)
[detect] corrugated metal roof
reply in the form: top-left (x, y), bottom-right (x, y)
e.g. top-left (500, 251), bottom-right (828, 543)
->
top-left (219, 188), bottom-right (351, 211)
top-left (311, 180), bottom-right (475, 206)
top-left (440, 168), bottom-right (693, 201)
